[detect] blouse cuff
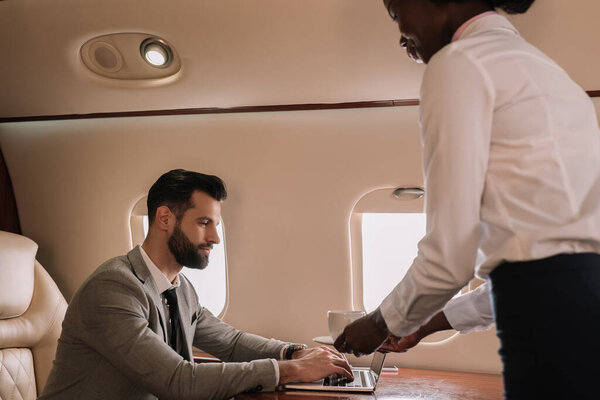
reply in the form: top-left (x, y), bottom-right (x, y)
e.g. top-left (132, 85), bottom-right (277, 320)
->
top-left (443, 283), bottom-right (494, 333)
top-left (379, 295), bottom-right (423, 337)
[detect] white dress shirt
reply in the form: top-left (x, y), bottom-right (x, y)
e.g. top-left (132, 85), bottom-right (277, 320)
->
top-left (139, 247), bottom-right (181, 343)
top-left (380, 13), bottom-right (600, 337)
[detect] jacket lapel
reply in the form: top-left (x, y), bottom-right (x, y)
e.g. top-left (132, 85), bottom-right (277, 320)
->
top-left (127, 246), bottom-right (169, 343)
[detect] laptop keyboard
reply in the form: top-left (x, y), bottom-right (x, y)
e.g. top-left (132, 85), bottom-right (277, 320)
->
top-left (323, 370), bottom-right (367, 387)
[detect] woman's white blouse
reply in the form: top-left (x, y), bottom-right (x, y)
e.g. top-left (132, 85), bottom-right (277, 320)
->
top-left (380, 14), bottom-right (600, 337)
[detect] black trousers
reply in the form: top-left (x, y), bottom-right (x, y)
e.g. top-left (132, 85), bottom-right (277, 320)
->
top-left (489, 253), bottom-right (600, 400)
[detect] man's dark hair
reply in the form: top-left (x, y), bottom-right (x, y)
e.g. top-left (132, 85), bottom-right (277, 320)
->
top-left (431, 0), bottom-right (535, 14)
top-left (147, 169), bottom-right (227, 225)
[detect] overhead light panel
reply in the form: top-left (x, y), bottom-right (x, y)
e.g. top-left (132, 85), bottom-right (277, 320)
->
top-left (80, 33), bottom-right (181, 80)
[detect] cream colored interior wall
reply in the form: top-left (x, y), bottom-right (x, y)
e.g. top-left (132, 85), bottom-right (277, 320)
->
top-left (0, 105), bottom-right (506, 373)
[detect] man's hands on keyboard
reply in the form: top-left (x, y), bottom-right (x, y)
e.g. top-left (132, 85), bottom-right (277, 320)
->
top-left (277, 346), bottom-right (353, 384)
top-left (324, 370), bottom-right (364, 387)
top-left (323, 374), bottom-right (349, 386)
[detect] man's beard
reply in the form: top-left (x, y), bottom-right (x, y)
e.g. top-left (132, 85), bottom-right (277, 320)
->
top-left (167, 223), bottom-right (210, 270)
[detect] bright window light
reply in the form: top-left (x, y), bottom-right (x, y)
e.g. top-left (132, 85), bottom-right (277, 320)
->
top-left (362, 213), bottom-right (426, 312)
top-left (142, 216), bottom-right (227, 316)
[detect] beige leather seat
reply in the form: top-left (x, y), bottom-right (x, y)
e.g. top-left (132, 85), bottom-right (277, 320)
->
top-left (0, 231), bottom-right (67, 400)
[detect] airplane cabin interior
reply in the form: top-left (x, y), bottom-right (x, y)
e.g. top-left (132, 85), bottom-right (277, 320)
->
top-left (1, 1), bottom-right (599, 399)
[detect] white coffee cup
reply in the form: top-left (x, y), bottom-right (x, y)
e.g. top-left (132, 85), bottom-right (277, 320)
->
top-left (327, 310), bottom-right (366, 341)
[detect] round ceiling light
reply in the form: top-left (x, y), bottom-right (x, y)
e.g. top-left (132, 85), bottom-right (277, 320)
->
top-left (140, 38), bottom-right (172, 68)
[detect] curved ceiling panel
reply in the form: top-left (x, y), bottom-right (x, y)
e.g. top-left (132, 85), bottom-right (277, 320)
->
top-left (0, 0), bottom-right (598, 119)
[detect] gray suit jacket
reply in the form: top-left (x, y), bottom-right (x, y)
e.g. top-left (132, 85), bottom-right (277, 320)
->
top-left (40, 246), bottom-right (287, 400)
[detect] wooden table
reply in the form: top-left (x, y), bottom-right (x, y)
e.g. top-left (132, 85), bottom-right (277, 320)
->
top-left (236, 368), bottom-right (504, 400)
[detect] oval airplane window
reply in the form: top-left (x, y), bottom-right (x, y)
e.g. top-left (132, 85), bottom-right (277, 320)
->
top-left (130, 197), bottom-right (228, 317)
top-left (350, 188), bottom-right (470, 343)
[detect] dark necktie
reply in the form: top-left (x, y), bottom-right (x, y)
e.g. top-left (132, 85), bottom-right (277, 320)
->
top-left (163, 288), bottom-right (182, 355)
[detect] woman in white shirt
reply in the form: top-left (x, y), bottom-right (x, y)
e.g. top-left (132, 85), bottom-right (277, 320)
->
top-left (334, 1), bottom-right (600, 399)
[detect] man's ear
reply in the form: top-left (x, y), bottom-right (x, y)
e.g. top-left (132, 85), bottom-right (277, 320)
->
top-left (154, 206), bottom-right (173, 231)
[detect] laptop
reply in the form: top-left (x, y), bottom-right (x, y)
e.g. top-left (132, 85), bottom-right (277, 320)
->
top-left (284, 352), bottom-right (386, 393)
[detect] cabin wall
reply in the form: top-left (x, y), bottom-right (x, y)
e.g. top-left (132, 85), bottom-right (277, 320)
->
top-left (1, 98), bottom-right (599, 374)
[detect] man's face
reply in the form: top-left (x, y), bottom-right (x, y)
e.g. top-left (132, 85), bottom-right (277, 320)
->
top-left (383, 0), bottom-right (451, 64)
top-left (167, 191), bottom-right (221, 270)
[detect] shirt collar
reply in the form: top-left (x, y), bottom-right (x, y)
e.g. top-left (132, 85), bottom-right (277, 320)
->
top-left (139, 246), bottom-right (181, 294)
top-left (452, 11), bottom-right (518, 42)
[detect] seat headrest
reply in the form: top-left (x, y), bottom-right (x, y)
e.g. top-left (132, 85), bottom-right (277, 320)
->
top-left (0, 231), bottom-right (37, 319)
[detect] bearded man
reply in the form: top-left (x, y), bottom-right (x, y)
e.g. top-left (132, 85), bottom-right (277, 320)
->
top-left (40, 169), bottom-right (351, 400)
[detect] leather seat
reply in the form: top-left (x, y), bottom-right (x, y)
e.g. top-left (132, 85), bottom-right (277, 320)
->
top-left (0, 231), bottom-right (67, 400)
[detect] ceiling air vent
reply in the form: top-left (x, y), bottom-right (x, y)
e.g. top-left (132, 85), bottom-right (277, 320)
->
top-left (89, 42), bottom-right (123, 73)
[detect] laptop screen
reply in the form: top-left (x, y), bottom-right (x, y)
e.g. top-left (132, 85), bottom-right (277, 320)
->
top-left (370, 352), bottom-right (386, 382)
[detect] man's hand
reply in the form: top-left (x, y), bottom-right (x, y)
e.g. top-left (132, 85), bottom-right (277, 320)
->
top-left (377, 311), bottom-right (454, 353)
top-left (333, 309), bottom-right (389, 357)
top-left (278, 346), bottom-right (353, 385)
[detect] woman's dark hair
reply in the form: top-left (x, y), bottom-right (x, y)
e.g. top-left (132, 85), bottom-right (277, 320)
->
top-left (147, 169), bottom-right (227, 224)
top-left (487, 0), bottom-right (534, 14)
top-left (432, 0), bottom-right (535, 14)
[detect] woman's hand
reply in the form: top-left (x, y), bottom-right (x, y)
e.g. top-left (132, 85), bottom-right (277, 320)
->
top-left (333, 309), bottom-right (389, 357)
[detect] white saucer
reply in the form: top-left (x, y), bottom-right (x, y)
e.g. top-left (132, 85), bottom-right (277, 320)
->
top-left (312, 335), bottom-right (334, 345)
